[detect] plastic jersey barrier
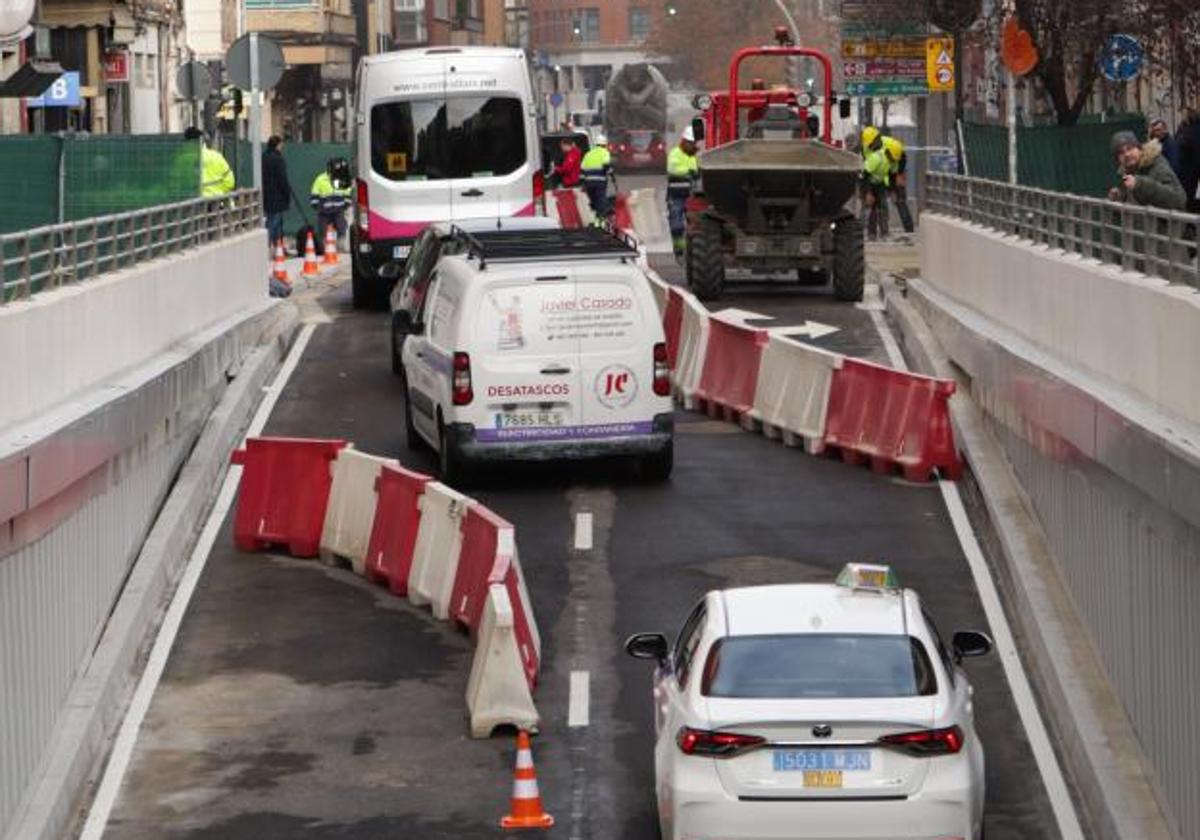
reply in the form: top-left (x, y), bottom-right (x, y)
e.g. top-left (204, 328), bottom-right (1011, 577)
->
top-left (613, 192), bottom-right (633, 231)
top-left (662, 287), bottom-right (685, 369)
top-left (551, 190), bottom-right (584, 229)
top-left (695, 315), bottom-right (769, 417)
top-left (822, 356), bottom-right (963, 481)
top-left (230, 437), bottom-right (348, 557)
top-left (364, 464), bottom-right (432, 595)
top-left (673, 292), bottom-right (710, 408)
top-left (320, 448), bottom-right (398, 575)
top-left (466, 584), bottom-right (539, 737)
top-left (646, 269), bottom-right (670, 319)
top-left (451, 503), bottom-right (515, 633)
top-left (408, 481), bottom-right (471, 619)
top-left (750, 334), bottom-right (843, 450)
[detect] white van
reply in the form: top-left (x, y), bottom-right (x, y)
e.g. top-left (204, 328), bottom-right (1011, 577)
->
top-left (399, 227), bottom-right (674, 482)
top-left (352, 46), bottom-right (543, 308)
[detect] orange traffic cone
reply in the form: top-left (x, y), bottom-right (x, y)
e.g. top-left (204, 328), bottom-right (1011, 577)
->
top-left (302, 230), bottom-right (320, 277)
top-left (323, 224), bottom-right (339, 265)
top-left (272, 241), bottom-right (290, 283)
top-left (500, 731), bottom-right (554, 830)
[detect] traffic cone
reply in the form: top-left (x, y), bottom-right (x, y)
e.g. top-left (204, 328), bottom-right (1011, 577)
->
top-left (499, 731), bottom-right (554, 830)
top-left (323, 224), bottom-right (339, 265)
top-left (302, 230), bottom-right (320, 277)
top-left (272, 241), bottom-right (290, 283)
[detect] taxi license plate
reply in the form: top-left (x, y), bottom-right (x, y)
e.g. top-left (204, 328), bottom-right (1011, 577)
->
top-left (496, 411), bottom-right (565, 429)
top-left (773, 749), bottom-right (871, 774)
top-left (393, 245), bottom-right (411, 259)
top-left (803, 770), bottom-right (843, 788)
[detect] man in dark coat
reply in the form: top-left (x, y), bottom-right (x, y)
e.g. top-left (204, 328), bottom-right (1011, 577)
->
top-left (1107, 131), bottom-right (1186, 211)
top-left (262, 135), bottom-right (291, 250)
top-left (1176, 110), bottom-right (1200, 214)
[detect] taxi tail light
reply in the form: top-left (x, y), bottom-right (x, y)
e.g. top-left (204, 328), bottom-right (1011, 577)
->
top-left (878, 725), bottom-right (963, 756)
top-left (452, 352), bottom-right (474, 406)
top-left (653, 342), bottom-right (670, 396)
top-left (356, 178), bottom-right (370, 239)
top-left (676, 727), bottom-right (765, 758)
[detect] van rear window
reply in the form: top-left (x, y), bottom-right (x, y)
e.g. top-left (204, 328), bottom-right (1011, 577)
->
top-left (371, 95), bottom-right (526, 182)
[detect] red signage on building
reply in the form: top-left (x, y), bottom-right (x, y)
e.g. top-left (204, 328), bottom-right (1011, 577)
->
top-left (103, 51), bottom-right (129, 83)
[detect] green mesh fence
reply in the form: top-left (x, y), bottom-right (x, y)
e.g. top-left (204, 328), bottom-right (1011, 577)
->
top-left (961, 116), bottom-right (1146, 198)
top-left (0, 136), bottom-right (61, 234)
top-left (62, 134), bottom-right (200, 221)
top-left (219, 137), bottom-right (352, 236)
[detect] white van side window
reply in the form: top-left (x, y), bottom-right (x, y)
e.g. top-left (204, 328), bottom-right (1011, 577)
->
top-left (429, 283), bottom-right (458, 349)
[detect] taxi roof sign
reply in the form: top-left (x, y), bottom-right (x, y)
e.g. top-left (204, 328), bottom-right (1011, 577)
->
top-left (836, 562), bottom-right (899, 592)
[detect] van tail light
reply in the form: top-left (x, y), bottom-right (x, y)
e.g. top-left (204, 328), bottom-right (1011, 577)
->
top-left (452, 352), bottom-right (474, 406)
top-left (653, 342), bottom-right (670, 396)
top-left (676, 727), bottom-right (765, 758)
top-left (878, 726), bottom-right (964, 756)
top-left (533, 170), bottom-right (546, 214)
top-left (356, 178), bottom-right (370, 239)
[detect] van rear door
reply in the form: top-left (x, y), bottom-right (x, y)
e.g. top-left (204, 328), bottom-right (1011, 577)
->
top-left (367, 56), bottom-right (451, 253)
top-left (469, 273), bottom-right (584, 445)
top-left (442, 52), bottom-right (533, 220)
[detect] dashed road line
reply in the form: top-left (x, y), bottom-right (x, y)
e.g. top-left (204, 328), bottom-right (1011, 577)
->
top-left (568, 670), bottom-right (591, 728)
top-left (573, 511), bottom-right (594, 552)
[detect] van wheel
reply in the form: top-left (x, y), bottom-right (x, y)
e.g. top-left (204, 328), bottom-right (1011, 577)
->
top-left (438, 419), bottom-right (468, 486)
top-left (640, 443), bottom-right (674, 482)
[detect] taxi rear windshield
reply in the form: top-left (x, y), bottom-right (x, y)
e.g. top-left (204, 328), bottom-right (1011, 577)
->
top-left (702, 634), bottom-right (937, 699)
top-left (370, 95), bottom-right (526, 182)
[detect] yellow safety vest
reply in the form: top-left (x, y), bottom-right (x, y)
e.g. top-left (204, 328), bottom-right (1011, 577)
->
top-left (863, 149), bottom-right (891, 186)
top-left (200, 146), bottom-right (234, 197)
top-left (311, 171), bottom-right (352, 197)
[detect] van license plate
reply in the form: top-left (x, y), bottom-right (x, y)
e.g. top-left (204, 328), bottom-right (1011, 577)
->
top-left (772, 749), bottom-right (871, 772)
top-left (496, 411), bottom-right (566, 429)
top-left (393, 245), bottom-right (411, 259)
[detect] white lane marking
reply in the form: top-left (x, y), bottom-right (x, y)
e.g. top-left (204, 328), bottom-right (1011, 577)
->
top-left (573, 512), bottom-right (593, 552)
top-left (79, 322), bottom-right (317, 840)
top-left (868, 298), bottom-right (1085, 839)
top-left (567, 670), bottom-right (590, 728)
top-left (771, 320), bottom-right (840, 341)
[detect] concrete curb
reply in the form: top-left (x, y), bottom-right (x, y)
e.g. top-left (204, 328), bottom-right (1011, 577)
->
top-left (873, 264), bottom-right (1178, 840)
top-left (6, 301), bottom-right (300, 840)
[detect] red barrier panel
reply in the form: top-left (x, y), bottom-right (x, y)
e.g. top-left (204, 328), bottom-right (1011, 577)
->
top-left (451, 504), bottom-right (514, 634)
top-left (694, 317), bottom-right (768, 417)
top-left (495, 562), bottom-right (540, 689)
top-left (663, 287), bottom-right (684, 369)
top-left (230, 437), bottom-right (348, 557)
top-left (822, 357), bottom-right (962, 482)
top-left (364, 464), bottom-right (432, 595)
top-left (552, 190), bottom-right (584, 229)
top-left (613, 192), bottom-right (633, 231)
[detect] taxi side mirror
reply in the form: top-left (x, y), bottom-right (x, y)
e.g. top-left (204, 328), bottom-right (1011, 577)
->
top-left (952, 630), bottom-right (993, 662)
top-left (625, 632), bottom-right (669, 666)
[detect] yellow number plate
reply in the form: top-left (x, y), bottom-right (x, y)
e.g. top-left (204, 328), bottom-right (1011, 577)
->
top-left (803, 770), bottom-right (843, 788)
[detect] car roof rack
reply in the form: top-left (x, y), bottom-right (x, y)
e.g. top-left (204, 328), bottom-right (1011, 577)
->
top-left (448, 223), bottom-right (639, 270)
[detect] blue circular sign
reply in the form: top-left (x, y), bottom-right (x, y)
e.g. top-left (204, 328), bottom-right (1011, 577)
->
top-left (1100, 34), bottom-right (1143, 83)
top-left (549, 91), bottom-right (564, 108)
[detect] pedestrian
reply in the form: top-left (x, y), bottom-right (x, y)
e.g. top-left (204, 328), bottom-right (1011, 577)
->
top-left (262, 135), bottom-right (290, 252)
top-left (1106, 130), bottom-right (1186, 211)
top-left (881, 132), bottom-right (914, 234)
top-left (860, 126), bottom-right (891, 239)
top-left (183, 127), bottom-right (234, 197)
top-left (666, 124), bottom-right (700, 262)
top-left (1177, 110), bottom-right (1200, 214)
top-left (310, 157), bottom-right (353, 251)
top-left (1149, 119), bottom-right (1181, 179)
top-left (580, 133), bottom-right (615, 219)
top-left (551, 135), bottom-right (582, 188)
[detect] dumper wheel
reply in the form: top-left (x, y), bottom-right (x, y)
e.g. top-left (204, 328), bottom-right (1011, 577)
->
top-left (832, 217), bottom-right (865, 302)
top-left (687, 216), bottom-right (725, 301)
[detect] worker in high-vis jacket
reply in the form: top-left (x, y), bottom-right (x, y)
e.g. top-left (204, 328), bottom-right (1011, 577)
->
top-left (860, 125), bottom-right (891, 239)
top-left (667, 124), bottom-right (700, 261)
top-left (184, 127), bottom-right (234, 197)
top-left (310, 157), bottom-right (354, 249)
top-left (580, 133), bottom-right (615, 219)
top-left (881, 133), bottom-right (914, 234)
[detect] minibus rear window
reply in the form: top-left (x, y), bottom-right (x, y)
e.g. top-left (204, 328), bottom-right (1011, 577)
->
top-left (371, 95), bottom-right (526, 182)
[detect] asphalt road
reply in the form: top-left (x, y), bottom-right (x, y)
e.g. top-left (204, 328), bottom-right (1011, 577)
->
top-left (97, 209), bottom-right (1067, 839)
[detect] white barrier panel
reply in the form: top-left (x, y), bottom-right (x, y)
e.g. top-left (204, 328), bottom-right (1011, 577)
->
top-left (319, 448), bottom-right (397, 575)
top-left (408, 481), bottom-right (470, 619)
top-left (673, 292), bottom-right (710, 408)
top-left (750, 334), bottom-right (843, 450)
top-left (626, 187), bottom-right (670, 254)
top-left (466, 584), bottom-right (539, 738)
top-left (645, 268), bottom-right (671, 319)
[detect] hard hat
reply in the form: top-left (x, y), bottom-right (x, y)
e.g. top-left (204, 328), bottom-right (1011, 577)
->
top-left (861, 126), bottom-right (880, 150)
top-left (682, 125), bottom-right (695, 143)
top-left (594, 132), bottom-right (608, 146)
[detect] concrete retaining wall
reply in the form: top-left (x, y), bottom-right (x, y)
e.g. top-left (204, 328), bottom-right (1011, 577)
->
top-left (0, 229), bottom-right (268, 430)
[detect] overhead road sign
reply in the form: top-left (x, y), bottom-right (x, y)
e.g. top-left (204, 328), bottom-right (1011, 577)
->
top-left (26, 71), bottom-right (80, 107)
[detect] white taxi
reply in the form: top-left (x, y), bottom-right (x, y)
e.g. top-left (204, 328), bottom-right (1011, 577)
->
top-left (625, 564), bottom-right (993, 840)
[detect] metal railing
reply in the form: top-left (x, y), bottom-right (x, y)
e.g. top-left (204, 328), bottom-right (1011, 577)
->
top-left (926, 172), bottom-right (1200, 289)
top-left (0, 189), bottom-right (262, 304)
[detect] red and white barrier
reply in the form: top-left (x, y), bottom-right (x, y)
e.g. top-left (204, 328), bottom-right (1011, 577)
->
top-left (673, 291), bottom-right (710, 409)
top-left (409, 481), bottom-right (470, 619)
top-left (750, 335), bottom-right (843, 452)
top-left (694, 313), bottom-right (769, 422)
top-left (466, 584), bottom-right (538, 737)
top-left (364, 464), bottom-right (431, 596)
top-left (320, 447), bottom-right (398, 575)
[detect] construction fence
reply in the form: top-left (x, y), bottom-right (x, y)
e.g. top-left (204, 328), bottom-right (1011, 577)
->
top-left (960, 115), bottom-right (1146, 199)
